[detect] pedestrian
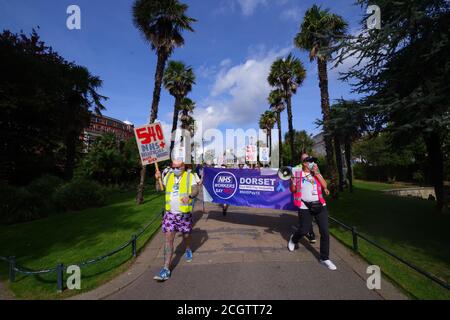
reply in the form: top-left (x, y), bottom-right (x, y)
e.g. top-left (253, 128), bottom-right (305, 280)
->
top-left (153, 160), bottom-right (199, 281)
top-left (287, 153), bottom-right (337, 270)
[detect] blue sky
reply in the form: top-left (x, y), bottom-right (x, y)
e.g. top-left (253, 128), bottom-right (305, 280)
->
top-left (0, 0), bottom-right (365, 140)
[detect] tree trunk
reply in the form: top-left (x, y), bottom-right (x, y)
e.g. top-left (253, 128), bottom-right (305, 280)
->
top-left (64, 134), bottom-right (76, 180)
top-left (169, 95), bottom-right (181, 161)
top-left (344, 140), bottom-right (353, 193)
top-left (317, 58), bottom-right (338, 197)
top-left (286, 97), bottom-right (295, 164)
top-left (136, 49), bottom-right (168, 205)
top-left (277, 111), bottom-right (283, 167)
top-left (334, 136), bottom-right (344, 192)
top-left (268, 129), bottom-right (272, 159)
top-left (423, 131), bottom-right (446, 212)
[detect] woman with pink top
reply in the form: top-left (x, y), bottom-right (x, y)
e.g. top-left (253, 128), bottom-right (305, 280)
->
top-left (287, 153), bottom-right (337, 271)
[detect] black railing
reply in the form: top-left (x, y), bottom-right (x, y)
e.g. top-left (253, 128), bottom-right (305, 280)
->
top-left (328, 215), bottom-right (450, 291)
top-left (0, 209), bottom-right (164, 293)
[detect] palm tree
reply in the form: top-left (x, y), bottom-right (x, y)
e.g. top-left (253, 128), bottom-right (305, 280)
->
top-left (132, 0), bottom-right (196, 204)
top-left (163, 60), bottom-right (195, 160)
top-left (268, 89), bottom-right (286, 166)
top-left (258, 110), bottom-right (277, 159)
top-left (179, 97), bottom-right (195, 135)
top-left (268, 54), bottom-right (306, 165)
top-left (294, 4), bottom-right (347, 196)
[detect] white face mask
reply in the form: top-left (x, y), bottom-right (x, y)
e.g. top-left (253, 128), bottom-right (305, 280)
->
top-left (173, 168), bottom-right (183, 176)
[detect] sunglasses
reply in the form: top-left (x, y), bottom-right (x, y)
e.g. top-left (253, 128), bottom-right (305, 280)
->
top-left (302, 157), bottom-right (318, 163)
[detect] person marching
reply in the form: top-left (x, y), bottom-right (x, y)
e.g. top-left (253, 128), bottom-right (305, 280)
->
top-left (153, 160), bottom-right (199, 281)
top-left (288, 153), bottom-right (337, 270)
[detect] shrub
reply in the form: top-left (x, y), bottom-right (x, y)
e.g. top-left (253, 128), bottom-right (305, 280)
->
top-left (24, 175), bottom-right (64, 217)
top-left (25, 174), bottom-right (64, 196)
top-left (53, 179), bottom-right (107, 212)
top-left (0, 184), bottom-right (41, 224)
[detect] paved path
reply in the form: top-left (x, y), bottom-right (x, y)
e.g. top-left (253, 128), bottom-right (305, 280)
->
top-left (73, 201), bottom-right (406, 300)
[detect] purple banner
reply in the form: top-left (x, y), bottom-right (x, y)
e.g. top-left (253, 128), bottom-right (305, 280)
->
top-left (202, 167), bottom-right (296, 211)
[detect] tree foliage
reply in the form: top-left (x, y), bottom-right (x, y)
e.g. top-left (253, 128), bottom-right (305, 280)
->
top-left (0, 29), bottom-right (106, 185)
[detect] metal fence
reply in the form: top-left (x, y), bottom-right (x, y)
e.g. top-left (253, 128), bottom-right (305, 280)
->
top-left (328, 215), bottom-right (450, 291)
top-left (0, 209), bottom-right (164, 293)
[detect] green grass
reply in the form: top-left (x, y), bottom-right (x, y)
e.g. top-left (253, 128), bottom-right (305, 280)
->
top-left (327, 180), bottom-right (450, 300)
top-left (0, 188), bottom-right (164, 299)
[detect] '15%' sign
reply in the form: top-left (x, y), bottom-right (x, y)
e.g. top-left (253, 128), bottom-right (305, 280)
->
top-left (134, 122), bottom-right (170, 165)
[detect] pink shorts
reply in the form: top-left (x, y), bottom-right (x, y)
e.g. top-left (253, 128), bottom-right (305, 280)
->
top-left (162, 211), bottom-right (193, 234)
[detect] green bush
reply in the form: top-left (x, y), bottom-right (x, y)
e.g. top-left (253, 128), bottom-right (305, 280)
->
top-left (53, 179), bottom-right (107, 212)
top-left (25, 174), bottom-right (64, 196)
top-left (0, 184), bottom-right (41, 224)
top-left (24, 174), bottom-right (64, 217)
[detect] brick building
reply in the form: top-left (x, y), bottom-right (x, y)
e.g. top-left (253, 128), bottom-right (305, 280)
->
top-left (81, 114), bottom-right (134, 151)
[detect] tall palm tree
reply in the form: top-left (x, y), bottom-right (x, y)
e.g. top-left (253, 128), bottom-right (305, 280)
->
top-left (294, 4), bottom-right (347, 196)
top-left (268, 54), bottom-right (306, 165)
top-left (163, 60), bottom-right (195, 160)
top-left (258, 110), bottom-right (277, 159)
top-left (179, 97), bottom-right (195, 131)
top-left (132, 0), bottom-right (196, 204)
top-left (268, 89), bottom-right (286, 166)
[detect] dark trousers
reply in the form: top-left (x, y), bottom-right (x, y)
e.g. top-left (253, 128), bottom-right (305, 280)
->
top-left (292, 206), bottom-right (330, 260)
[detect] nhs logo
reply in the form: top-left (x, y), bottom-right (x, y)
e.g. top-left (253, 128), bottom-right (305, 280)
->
top-left (212, 171), bottom-right (238, 200)
top-left (217, 176), bottom-right (232, 183)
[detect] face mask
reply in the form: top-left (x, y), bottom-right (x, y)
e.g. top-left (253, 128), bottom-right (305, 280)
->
top-left (173, 168), bottom-right (182, 176)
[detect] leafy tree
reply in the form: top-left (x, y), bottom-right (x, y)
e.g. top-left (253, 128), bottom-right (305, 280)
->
top-left (294, 4), bottom-right (348, 196)
top-left (75, 133), bottom-right (141, 185)
top-left (336, 0), bottom-right (450, 211)
top-left (326, 99), bottom-right (369, 192)
top-left (0, 29), bottom-right (106, 185)
top-left (163, 60), bottom-right (195, 159)
top-left (268, 54), bottom-right (306, 164)
top-left (132, 0), bottom-right (196, 204)
top-left (282, 130), bottom-right (314, 166)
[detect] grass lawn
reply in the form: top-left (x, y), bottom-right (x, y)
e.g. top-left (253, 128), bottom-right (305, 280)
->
top-left (327, 180), bottom-right (450, 300)
top-left (0, 187), bottom-right (164, 299)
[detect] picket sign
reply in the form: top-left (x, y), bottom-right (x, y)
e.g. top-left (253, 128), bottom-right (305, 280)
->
top-left (134, 122), bottom-right (170, 190)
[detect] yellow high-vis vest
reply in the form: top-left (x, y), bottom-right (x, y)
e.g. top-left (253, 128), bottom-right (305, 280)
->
top-left (164, 171), bottom-right (193, 213)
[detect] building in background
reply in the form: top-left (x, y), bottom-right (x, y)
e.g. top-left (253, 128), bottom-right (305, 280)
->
top-left (312, 132), bottom-right (326, 156)
top-left (81, 114), bottom-right (134, 152)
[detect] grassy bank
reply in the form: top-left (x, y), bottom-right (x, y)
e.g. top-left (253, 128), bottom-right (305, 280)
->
top-left (327, 180), bottom-right (450, 299)
top-left (0, 188), bottom-right (164, 299)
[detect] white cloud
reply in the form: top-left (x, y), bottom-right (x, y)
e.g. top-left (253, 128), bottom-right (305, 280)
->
top-left (194, 46), bottom-right (292, 131)
top-left (236, 0), bottom-right (267, 15)
top-left (280, 6), bottom-right (303, 21)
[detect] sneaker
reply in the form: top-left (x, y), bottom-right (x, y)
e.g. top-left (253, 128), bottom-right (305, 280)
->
top-left (288, 234), bottom-right (296, 252)
top-left (153, 267), bottom-right (171, 281)
top-left (306, 232), bottom-right (316, 244)
top-left (320, 259), bottom-right (337, 271)
top-left (185, 249), bottom-right (193, 262)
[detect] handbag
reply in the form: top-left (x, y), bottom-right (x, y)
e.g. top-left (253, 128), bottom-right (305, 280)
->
top-left (303, 200), bottom-right (323, 215)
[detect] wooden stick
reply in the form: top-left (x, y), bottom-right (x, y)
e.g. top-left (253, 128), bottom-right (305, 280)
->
top-left (154, 162), bottom-right (164, 191)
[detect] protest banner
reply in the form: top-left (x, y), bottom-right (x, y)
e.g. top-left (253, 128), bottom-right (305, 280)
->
top-left (134, 122), bottom-right (169, 189)
top-left (259, 147), bottom-right (270, 163)
top-left (245, 145), bottom-right (257, 163)
top-left (202, 167), bottom-right (296, 211)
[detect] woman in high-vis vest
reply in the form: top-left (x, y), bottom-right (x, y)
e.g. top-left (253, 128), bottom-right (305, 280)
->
top-left (153, 160), bottom-right (199, 281)
top-left (287, 153), bottom-right (337, 271)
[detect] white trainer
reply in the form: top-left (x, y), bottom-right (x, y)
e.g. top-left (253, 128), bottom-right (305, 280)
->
top-left (288, 235), bottom-right (296, 252)
top-left (320, 259), bottom-right (337, 270)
